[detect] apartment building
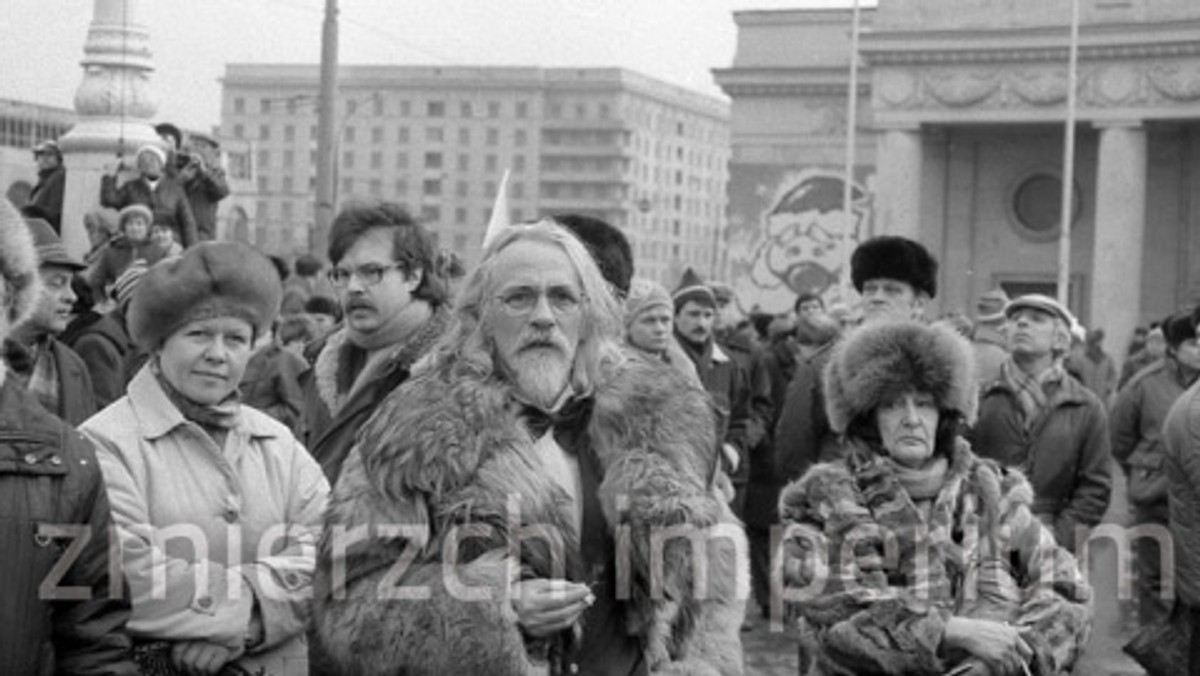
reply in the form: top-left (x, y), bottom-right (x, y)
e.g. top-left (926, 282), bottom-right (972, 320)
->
top-left (219, 64), bottom-right (730, 284)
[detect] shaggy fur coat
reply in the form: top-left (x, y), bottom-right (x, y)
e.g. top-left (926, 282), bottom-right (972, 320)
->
top-left (312, 352), bottom-right (747, 676)
top-left (778, 441), bottom-right (1093, 675)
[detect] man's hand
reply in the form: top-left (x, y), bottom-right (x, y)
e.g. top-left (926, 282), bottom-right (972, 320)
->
top-left (511, 578), bottom-right (594, 638)
top-left (942, 617), bottom-right (1033, 676)
top-left (170, 640), bottom-right (243, 676)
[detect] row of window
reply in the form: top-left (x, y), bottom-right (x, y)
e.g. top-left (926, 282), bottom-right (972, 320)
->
top-left (0, 116), bottom-right (71, 151)
top-left (254, 148), bottom-right (530, 173)
top-left (233, 96), bottom-right (531, 120)
top-left (230, 122), bottom-right (531, 147)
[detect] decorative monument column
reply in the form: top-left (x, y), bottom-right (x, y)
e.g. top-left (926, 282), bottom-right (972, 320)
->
top-left (1090, 120), bottom-right (1147, 366)
top-left (58, 0), bottom-right (162, 258)
top-left (874, 127), bottom-right (923, 240)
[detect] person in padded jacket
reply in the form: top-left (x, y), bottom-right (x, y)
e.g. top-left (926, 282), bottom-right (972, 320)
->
top-left (0, 198), bottom-right (137, 675)
top-left (970, 294), bottom-right (1112, 553)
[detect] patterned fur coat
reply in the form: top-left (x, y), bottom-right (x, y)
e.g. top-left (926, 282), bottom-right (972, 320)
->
top-left (311, 352), bottom-right (747, 675)
top-left (777, 439), bottom-right (1092, 675)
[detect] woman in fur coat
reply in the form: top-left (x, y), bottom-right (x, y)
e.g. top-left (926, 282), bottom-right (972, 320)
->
top-left (776, 321), bottom-right (1092, 675)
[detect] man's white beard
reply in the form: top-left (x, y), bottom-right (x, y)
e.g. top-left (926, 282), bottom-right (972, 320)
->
top-left (512, 348), bottom-right (573, 410)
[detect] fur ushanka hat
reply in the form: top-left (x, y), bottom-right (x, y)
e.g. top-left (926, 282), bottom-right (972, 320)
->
top-left (127, 241), bottom-right (283, 350)
top-left (0, 199), bottom-right (42, 335)
top-left (824, 320), bottom-right (977, 435)
top-left (850, 235), bottom-right (938, 299)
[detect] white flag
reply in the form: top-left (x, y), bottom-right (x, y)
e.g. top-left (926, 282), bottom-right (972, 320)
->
top-left (482, 169), bottom-right (511, 249)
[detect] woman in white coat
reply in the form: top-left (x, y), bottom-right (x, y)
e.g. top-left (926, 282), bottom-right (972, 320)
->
top-left (82, 242), bottom-right (329, 676)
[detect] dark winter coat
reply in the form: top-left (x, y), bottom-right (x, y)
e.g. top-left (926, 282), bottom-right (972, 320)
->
top-left (773, 341), bottom-right (842, 484)
top-left (29, 164), bottom-right (66, 232)
top-left (99, 174), bottom-right (198, 247)
top-left (70, 312), bottom-right (142, 411)
top-left (311, 354), bottom-right (746, 676)
top-left (3, 337), bottom-right (98, 426)
top-left (1111, 358), bottom-right (1193, 520)
top-left (0, 376), bottom-right (137, 675)
top-left (1164, 379), bottom-right (1200, 607)
top-left (182, 165), bottom-right (230, 241)
top-left (677, 335), bottom-right (755, 484)
top-left (298, 308), bottom-right (451, 484)
top-left (777, 440), bottom-right (1092, 675)
top-left (239, 343), bottom-right (307, 434)
top-left (971, 373), bottom-right (1112, 552)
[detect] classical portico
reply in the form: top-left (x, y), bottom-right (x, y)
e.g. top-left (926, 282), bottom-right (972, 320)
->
top-left (861, 0), bottom-right (1200, 355)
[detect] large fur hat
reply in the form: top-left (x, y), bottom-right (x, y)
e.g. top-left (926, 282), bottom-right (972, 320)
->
top-left (824, 320), bottom-right (977, 434)
top-left (127, 242), bottom-right (283, 350)
top-left (0, 199), bottom-right (43, 335)
top-left (850, 235), bottom-right (938, 298)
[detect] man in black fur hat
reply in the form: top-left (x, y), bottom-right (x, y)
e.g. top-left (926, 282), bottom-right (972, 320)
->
top-left (851, 234), bottom-right (938, 324)
top-left (775, 235), bottom-right (940, 483)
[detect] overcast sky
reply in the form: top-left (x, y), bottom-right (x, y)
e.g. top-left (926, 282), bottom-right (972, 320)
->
top-left (3, 0), bottom-right (873, 132)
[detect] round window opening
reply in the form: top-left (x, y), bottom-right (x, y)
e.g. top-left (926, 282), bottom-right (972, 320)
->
top-left (1011, 174), bottom-right (1083, 242)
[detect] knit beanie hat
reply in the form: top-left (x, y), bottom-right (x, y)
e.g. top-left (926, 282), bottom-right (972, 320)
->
top-left (850, 236), bottom-right (938, 299)
top-left (672, 267), bottom-right (715, 312)
top-left (110, 260), bottom-right (149, 307)
top-left (118, 204), bottom-right (153, 232)
top-left (127, 242), bottom-right (283, 350)
top-left (625, 277), bottom-right (673, 328)
top-left (0, 199), bottom-right (42, 335)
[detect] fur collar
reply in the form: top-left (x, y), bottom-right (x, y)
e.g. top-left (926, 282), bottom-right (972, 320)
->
top-left (354, 353), bottom-right (719, 535)
top-left (312, 306), bottom-right (449, 415)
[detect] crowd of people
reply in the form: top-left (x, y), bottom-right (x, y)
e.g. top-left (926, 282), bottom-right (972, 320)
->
top-left (5, 133), bottom-right (1200, 675)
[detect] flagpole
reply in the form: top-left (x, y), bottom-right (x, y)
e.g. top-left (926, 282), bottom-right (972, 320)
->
top-left (840, 0), bottom-right (863, 301)
top-left (1056, 0), bottom-right (1081, 307)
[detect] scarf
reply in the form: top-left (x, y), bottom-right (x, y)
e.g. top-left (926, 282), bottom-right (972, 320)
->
top-left (885, 455), bottom-right (949, 501)
top-left (152, 362), bottom-right (241, 446)
top-left (1001, 358), bottom-right (1065, 428)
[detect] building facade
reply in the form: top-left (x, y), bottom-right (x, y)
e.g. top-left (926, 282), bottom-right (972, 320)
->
top-left (219, 64), bottom-right (730, 284)
top-left (716, 0), bottom-right (1200, 357)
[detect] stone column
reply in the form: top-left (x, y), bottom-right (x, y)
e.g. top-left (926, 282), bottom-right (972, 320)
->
top-left (58, 0), bottom-right (163, 258)
top-left (873, 127), bottom-right (924, 240)
top-left (1090, 121), bottom-right (1147, 365)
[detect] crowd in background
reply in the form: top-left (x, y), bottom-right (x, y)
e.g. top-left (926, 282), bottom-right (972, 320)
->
top-left (6, 126), bottom-right (1200, 676)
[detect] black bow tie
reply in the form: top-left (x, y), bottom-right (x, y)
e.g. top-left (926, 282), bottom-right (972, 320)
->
top-left (520, 396), bottom-right (595, 451)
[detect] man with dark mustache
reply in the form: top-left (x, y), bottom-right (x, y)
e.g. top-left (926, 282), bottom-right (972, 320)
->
top-left (297, 202), bottom-right (451, 484)
top-left (672, 267), bottom-right (756, 518)
top-left (312, 220), bottom-right (746, 675)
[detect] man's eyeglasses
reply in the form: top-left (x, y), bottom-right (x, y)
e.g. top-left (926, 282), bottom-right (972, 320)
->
top-left (328, 262), bottom-right (406, 287)
top-left (495, 286), bottom-right (583, 316)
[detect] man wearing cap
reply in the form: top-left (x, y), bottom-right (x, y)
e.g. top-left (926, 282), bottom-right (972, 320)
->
top-left (2, 216), bottom-right (97, 425)
top-left (673, 267), bottom-right (756, 516)
top-left (178, 134), bottom-right (230, 242)
top-left (973, 288), bottom-right (1010, 385)
top-left (100, 144), bottom-right (198, 248)
top-left (28, 140), bottom-right (66, 232)
top-left (0, 196), bottom-right (138, 676)
top-left (774, 235), bottom-right (939, 483)
top-left (71, 262), bottom-right (149, 410)
top-left (971, 293), bottom-right (1112, 552)
top-left (1110, 310), bottom-right (1200, 626)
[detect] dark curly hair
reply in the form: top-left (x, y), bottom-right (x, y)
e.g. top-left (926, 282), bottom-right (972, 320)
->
top-left (328, 201), bottom-right (447, 306)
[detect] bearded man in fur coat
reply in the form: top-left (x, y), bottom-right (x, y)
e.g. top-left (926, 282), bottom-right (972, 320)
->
top-left (312, 220), bottom-right (747, 675)
top-left (776, 321), bottom-right (1092, 675)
